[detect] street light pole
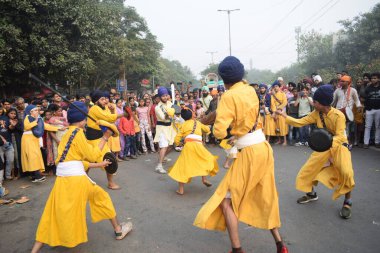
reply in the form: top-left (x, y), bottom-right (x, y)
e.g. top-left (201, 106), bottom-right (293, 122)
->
top-left (206, 51), bottom-right (217, 64)
top-left (218, 9), bottom-right (240, 56)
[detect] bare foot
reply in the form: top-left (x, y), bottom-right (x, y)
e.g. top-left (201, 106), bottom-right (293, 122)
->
top-left (108, 184), bottom-right (121, 190)
top-left (176, 190), bottom-right (184, 195)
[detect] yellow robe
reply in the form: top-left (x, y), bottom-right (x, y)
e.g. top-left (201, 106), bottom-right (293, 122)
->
top-left (270, 91), bottom-right (288, 136)
top-left (35, 126), bottom-right (116, 247)
top-left (194, 82), bottom-right (281, 231)
top-left (260, 113), bottom-right (274, 136)
top-left (107, 103), bottom-right (121, 152)
top-left (21, 116), bottom-right (59, 172)
top-left (285, 108), bottom-right (355, 200)
top-left (87, 105), bottom-right (117, 162)
top-left (168, 120), bottom-right (219, 183)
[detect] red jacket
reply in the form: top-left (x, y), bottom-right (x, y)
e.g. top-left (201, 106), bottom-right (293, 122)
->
top-left (119, 116), bottom-right (135, 136)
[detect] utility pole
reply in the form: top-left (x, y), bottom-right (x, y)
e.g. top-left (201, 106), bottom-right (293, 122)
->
top-left (218, 9), bottom-right (240, 56)
top-left (295, 26), bottom-right (301, 63)
top-left (206, 51), bottom-right (217, 64)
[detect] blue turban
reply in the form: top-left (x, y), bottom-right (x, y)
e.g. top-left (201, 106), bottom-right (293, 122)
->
top-left (217, 85), bottom-right (225, 92)
top-left (181, 108), bottom-right (193, 120)
top-left (90, 90), bottom-right (104, 103)
top-left (259, 83), bottom-right (268, 90)
top-left (67, 101), bottom-right (88, 123)
top-left (24, 104), bottom-right (37, 116)
top-left (271, 80), bottom-right (280, 87)
top-left (103, 91), bottom-right (111, 99)
top-left (158, 87), bottom-right (169, 97)
top-left (218, 56), bottom-right (245, 84)
top-left (313, 84), bottom-right (334, 106)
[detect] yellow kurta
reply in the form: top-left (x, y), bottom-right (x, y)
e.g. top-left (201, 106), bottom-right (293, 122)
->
top-left (285, 108), bottom-right (355, 200)
top-left (194, 82), bottom-right (281, 231)
top-left (21, 116), bottom-right (59, 172)
top-left (270, 91), bottom-right (288, 136)
top-left (87, 105), bottom-right (117, 162)
top-left (35, 126), bottom-right (116, 248)
top-left (168, 120), bottom-right (219, 183)
top-left (153, 101), bottom-right (176, 145)
top-left (260, 113), bottom-right (274, 136)
top-left (107, 103), bottom-right (121, 152)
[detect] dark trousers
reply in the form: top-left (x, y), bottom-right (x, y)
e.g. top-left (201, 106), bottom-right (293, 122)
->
top-left (124, 135), bottom-right (136, 157)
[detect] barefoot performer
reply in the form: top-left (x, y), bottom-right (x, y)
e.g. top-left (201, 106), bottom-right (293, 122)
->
top-left (86, 90), bottom-right (123, 189)
top-left (168, 107), bottom-right (219, 195)
top-left (31, 102), bottom-right (132, 253)
top-left (194, 56), bottom-right (288, 253)
top-left (276, 84), bottom-right (355, 219)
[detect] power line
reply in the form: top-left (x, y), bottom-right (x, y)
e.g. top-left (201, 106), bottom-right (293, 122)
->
top-left (238, 0), bottom-right (304, 52)
top-left (263, 0), bottom-right (341, 54)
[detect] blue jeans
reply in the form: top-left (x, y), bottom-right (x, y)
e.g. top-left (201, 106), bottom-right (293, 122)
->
top-left (299, 125), bottom-right (310, 143)
top-left (0, 142), bottom-right (15, 179)
top-left (124, 135), bottom-right (136, 157)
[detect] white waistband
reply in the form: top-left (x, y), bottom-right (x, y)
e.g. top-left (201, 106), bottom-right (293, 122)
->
top-left (185, 134), bottom-right (202, 141)
top-left (56, 161), bottom-right (96, 184)
top-left (235, 129), bottom-right (266, 150)
top-left (24, 131), bottom-right (33, 135)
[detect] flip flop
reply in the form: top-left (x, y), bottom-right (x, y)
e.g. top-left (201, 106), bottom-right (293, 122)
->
top-left (0, 199), bottom-right (14, 205)
top-left (15, 196), bottom-right (30, 204)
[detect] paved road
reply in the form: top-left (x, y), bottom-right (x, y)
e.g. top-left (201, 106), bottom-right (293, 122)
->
top-left (1, 145), bottom-right (380, 253)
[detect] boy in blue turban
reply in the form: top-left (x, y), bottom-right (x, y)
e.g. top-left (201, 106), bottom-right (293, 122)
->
top-left (277, 84), bottom-right (355, 219)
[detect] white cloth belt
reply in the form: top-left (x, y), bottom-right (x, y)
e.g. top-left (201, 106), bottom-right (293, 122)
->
top-left (228, 129), bottom-right (266, 157)
top-left (24, 130), bottom-right (43, 148)
top-left (185, 134), bottom-right (202, 142)
top-left (56, 161), bottom-right (96, 185)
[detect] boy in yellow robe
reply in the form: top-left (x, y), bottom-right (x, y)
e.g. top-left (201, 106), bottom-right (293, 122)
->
top-left (276, 84), bottom-right (355, 219)
top-left (270, 81), bottom-right (288, 145)
top-left (194, 56), bottom-right (288, 253)
top-left (86, 90), bottom-right (123, 189)
top-left (21, 104), bottom-right (60, 182)
top-left (31, 102), bottom-right (132, 253)
top-left (168, 107), bottom-right (219, 195)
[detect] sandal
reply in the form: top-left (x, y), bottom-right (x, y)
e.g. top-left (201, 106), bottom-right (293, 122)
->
top-left (15, 196), bottom-right (30, 204)
top-left (115, 222), bottom-right (133, 240)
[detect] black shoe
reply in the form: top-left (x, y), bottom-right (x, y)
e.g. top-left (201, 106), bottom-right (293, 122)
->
top-left (297, 192), bottom-right (318, 204)
top-left (340, 200), bottom-right (352, 219)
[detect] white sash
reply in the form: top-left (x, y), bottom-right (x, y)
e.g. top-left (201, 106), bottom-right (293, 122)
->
top-left (228, 129), bottom-right (266, 157)
top-left (56, 161), bottom-right (96, 185)
top-left (185, 134), bottom-right (202, 142)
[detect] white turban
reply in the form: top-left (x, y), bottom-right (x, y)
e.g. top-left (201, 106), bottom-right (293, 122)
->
top-left (277, 77), bottom-right (284, 81)
top-left (313, 75), bottom-right (322, 82)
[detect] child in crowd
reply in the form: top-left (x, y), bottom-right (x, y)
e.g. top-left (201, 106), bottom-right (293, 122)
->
top-left (195, 100), bottom-right (205, 120)
top-left (132, 108), bottom-right (142, 156)
top-left (136, 98), bottom-right (156, 154)
top-left (42, 110), bottom-right (55, 175)
top-left (48, 104), bottom-right (69, 160)
top-left (119, 106), bottom-right (136, 160)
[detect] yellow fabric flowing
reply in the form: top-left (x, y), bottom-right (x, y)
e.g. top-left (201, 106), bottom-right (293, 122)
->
top-left (35, 127), bottom-right (116, 247)
top-left (168, 120), bottom-right (219, 183)
top-left (194, 82), bottom-right (281, 231)
top-left (286, 108), bottom-right (355, 199)
top-left (193, 142), bottom-right (281, 230)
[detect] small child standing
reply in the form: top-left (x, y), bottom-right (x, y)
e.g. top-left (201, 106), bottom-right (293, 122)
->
top-left (195, 101), bottom-right (205, 120)
top-left (132, 108), bottom-right (142, 156)
top-left (118, 106), bottom-right (136, 160)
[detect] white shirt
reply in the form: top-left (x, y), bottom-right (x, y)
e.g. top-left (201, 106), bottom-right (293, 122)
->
top-left (332, 87), bottom-right (361, 110)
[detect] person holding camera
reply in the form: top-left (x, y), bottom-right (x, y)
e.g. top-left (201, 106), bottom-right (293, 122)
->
top-left (294, 87), bottom-right (314, 146)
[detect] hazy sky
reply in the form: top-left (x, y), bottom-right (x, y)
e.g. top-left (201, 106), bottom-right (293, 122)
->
top-left (127, 0), bottom-right (378, 77)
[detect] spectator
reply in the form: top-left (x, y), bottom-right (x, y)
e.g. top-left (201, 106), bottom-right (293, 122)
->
top-left (0, 109), bottom-right (15, 180)
top-left (363, 72), bottom-right (380, 148)
top-left (119, 106), bottom-right (136, 160)
top-left (7, 108), bottom-right (24, 178)
top-left (136, 98), bottom-right (156, 154)
top-left (294, 87), bottom-right (313, 146)
top-left (287, 89), bottom-right (299, 145)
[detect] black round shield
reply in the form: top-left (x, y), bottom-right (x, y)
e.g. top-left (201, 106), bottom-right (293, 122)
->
top-left (103, 152), bottom-right (118, 174)
top-left (308, 128), bottom-right (333, 152)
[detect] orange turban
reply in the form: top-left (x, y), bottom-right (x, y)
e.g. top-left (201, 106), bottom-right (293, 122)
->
top-left (340, 75), bottom-right (352, 85)
top-left (210, 90), bottom-right (218, 96)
